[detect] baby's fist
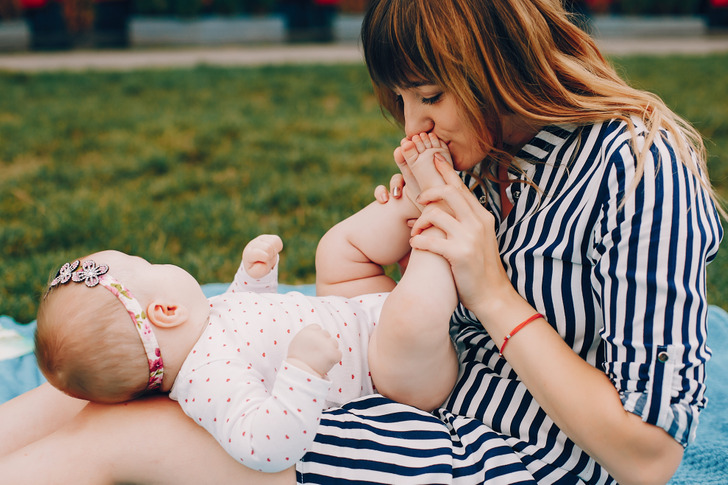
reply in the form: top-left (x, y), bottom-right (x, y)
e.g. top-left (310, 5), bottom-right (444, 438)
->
top-left (242, 234), bottom-right (283, 279)
top-left (287, 325), bottom-right (342, 378)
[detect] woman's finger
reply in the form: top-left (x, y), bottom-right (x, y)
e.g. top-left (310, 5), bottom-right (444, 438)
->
top-left (410, 205), bottom-right (465, 238)
top-left (417, 184), bottom-right (476, 221)
top-left (434, 153), bottom-right (466, 185)
top-left (409, 233), bottom-right (452, 260)
top-left (374, 184), bottom-right (390, 203)
top-left (389, 173), bottom-right (405, 198)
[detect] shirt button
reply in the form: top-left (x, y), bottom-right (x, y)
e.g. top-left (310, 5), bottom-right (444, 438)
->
top-left (512, 188), bottom-right (521, 200)
top-left (479, 195), bottom-right (487, 205)
top-left (657, 351), bottom-right (669, 363)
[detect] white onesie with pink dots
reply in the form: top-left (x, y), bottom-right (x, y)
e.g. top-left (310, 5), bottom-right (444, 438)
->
top-left (169, 258), bottom-right (386, 473)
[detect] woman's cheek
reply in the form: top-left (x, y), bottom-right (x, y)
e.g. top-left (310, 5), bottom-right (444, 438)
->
top-left (454, 148), bottom-right (488, 171)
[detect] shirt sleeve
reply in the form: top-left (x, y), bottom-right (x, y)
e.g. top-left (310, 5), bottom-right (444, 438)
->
top-left (172, 360), bottom-right (331, 472)
top-left (590, 125), bottom-right (723, 446)
top-left (226, 256), bottom-right (279, 295)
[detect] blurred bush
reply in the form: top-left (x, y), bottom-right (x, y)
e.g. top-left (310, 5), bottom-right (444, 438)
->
top-left (615, 0), bottom-right (704, 15)
top-left (0, 0), bottom-right (23, 19)
top-left (588, 0), bottom-right (707, 15)
top-left (133, 0), bottom-right (279, 16)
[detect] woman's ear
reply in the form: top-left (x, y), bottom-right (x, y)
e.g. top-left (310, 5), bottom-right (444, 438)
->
top-left (147, 300), bottom-right (189, 329)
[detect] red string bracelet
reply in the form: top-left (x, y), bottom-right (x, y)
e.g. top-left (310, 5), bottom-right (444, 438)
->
top-left (499, 313), bottom-right (543, 357)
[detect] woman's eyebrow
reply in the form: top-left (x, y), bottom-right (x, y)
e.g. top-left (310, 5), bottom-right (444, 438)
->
top-left (403, 80), bottom-right (433, 88)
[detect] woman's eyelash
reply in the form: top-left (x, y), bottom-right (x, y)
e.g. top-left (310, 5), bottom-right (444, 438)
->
top-left (422, 93), bottom-right (442, 105)
top-left (392, 92), bottom-right (441, 105)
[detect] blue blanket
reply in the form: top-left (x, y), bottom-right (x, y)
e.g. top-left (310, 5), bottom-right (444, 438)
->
top-left (1, 284), bottom-right (726, 483)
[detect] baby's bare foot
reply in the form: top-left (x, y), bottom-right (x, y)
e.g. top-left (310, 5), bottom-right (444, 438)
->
top-left (394, 133), bottom-right (453, 210)
top-left (394, 142), bottom-right (421, 206)
top-left (403, 132), bottom-right (451, 193)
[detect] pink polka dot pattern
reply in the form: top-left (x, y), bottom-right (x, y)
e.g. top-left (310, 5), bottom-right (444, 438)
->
top-left (169, 260), bottom-right (386, 472)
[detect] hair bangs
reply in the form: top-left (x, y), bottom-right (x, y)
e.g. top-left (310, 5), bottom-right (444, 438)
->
top-left (362, 0), bottom-right (444, 123)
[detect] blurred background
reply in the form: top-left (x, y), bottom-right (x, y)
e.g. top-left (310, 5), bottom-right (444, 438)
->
top-left (2, 0), bottom-right (366, 49)
top-left (0, 0), bottom-right (726, 51)
top-left (1, 1), bottom-right (728, 324)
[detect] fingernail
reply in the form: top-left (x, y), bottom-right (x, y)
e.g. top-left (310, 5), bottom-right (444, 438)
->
top-left (393, 187), bottom-right (401, 198)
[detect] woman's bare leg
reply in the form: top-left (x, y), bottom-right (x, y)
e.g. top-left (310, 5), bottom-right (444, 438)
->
top-left (0, 394), bottom-right (295, 485)
top-left (0, 382), bottom-right (87, 458)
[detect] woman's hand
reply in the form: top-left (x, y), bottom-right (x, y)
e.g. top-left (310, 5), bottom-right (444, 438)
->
top-left (374, 173), bottom-right (405, 204)
top-left (409, 154), bottom-right (516, 321)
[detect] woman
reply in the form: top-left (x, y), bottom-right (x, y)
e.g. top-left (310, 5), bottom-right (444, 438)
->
top-left (366, 0), bottom-right (723, 483)
top-left (0, 1), bottom-right (722, 483)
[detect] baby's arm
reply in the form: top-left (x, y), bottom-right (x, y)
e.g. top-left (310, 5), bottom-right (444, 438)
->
top-left (227, 235), bottom-right (283, 294)
top-left (174, 360), bottom-right (330, 473)
top-left (172, 322), bottom-right (339, 473)
top-left (286, 324), bottom-right (342, 378)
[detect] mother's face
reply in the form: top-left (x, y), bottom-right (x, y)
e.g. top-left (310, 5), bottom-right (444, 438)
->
top-left (395, 83), bottom-right (489, 172)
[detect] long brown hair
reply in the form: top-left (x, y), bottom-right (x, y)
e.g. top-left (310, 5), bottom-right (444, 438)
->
top-left (361, 0), bottom-right (724, 214)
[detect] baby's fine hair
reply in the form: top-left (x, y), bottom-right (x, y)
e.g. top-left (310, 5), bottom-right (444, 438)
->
top-left (35, 280), bottom-right (149, 403)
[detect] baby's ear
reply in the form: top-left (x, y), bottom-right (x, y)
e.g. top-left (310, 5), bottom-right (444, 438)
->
top-left (147, 300), bottom-right (189, 328)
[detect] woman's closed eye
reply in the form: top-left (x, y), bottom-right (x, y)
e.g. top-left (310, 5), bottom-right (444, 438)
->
top-left (421, 93), bottom-right (442, 105)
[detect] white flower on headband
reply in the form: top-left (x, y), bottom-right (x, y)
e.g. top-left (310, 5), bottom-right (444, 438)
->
top-left (50, 260), bottom-right (80, 287)
top-left (71, 260), bottom-right (109, 288)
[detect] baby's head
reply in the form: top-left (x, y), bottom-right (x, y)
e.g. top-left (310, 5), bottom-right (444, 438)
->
top-left (35, 250), bottom-right (206, 403)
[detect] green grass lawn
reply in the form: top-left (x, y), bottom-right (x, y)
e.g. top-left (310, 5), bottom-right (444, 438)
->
top-left (1, 54), bottom-right (727, 323)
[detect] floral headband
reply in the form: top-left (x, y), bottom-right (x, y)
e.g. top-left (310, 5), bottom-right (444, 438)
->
top-left (50, 259), bottom-right (164, 392)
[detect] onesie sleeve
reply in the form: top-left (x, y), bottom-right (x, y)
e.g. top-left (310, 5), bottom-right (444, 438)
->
top-left (590, 127), bottom-right (722, 446)
top-left (172, 360), bottom-right (330, 472)
top-left (226, 256), bottom-right (279, 295)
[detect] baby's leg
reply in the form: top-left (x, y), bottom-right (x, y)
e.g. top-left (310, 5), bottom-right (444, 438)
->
top-left (368, 135), bottom-right (459, 412)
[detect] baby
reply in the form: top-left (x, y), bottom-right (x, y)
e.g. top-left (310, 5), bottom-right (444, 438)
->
top-left (34, 135), bottom-right (456, 473)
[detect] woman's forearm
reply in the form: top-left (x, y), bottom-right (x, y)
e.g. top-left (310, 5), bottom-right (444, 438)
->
top-left (471, 293), bottom-right (683, 485)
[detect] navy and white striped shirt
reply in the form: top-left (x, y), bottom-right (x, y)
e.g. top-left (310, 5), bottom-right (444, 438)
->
top-left (297, 119), bottom-right (722, 484)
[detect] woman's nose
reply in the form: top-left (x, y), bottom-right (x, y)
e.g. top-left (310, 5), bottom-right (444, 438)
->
top-left (403, 104), bottom-right (434, 139)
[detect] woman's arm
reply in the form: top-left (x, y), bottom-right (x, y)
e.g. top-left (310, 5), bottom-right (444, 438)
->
top-left (410, 156), bottom-right (683, 485)
top-left (480, 302), bottom-right (683, 485)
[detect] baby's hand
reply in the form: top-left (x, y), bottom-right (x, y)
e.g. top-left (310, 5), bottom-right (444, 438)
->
top-left (287, 325), bottom-right (342, 378)
top-left (242, 234), bottom-right (283, 279)
top-left (394, 133), bottom-right (452, 209)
